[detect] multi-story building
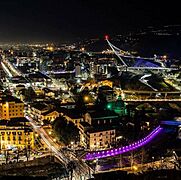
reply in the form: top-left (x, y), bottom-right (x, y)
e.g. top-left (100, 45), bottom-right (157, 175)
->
top-left (0, 118), bottom-right (34, 150)
top-left (79, 121), bottom-right (116, 150)
top-left (84, 110), bottom-right (120, 126)
top-left (41, 110), bottom-right (59, 122)
top-left (88, 128), bottom-right (116, 150)
top-left (28, 102), bottom-right (59, 122)
top-left (76, 109), bottom-right (120, 150)
top-left (0, 95), bottom-right (24, 120)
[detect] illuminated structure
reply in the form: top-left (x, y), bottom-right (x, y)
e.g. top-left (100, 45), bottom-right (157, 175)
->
top-left (78, 122), bottom-right (116, 150)
top-left (0, 94), bottom-right (34, 150)
top-left (0, 95), bottom-right (24, 120)
top-left (106, 96), bottom-right (127, 116)
top-left (0, 118), bottom-right (34, 150)
top-left (75, 64), bottom-right (81, 78)
top-left (85, 126), bottom-right (163, 160)
top-left (88, 128), bottom-right (115, 150)
top-left (29, 102), bottom-right (59, 122)
top-left (105, 36), bottom-right (178, 72)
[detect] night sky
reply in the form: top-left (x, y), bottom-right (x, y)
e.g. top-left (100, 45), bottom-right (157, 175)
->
top-left (0, 0), bottom-right (180, 43)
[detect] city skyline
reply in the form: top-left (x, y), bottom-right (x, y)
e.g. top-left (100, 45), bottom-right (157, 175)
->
top-left (0, 0), bottom-right (180, 43)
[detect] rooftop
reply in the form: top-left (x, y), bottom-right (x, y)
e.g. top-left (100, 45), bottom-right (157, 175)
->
top-left (89, 110), bottom-right (119, 119)
top-left (28, 71), bottom-right (51, 81)
top-left (0, 95), bottom-right (23, 104)
top-left (41, 109), bottom-right (57, 116)
top-left (31, 102), bottom-right (49, 111)
top-left (64, 109), bottom-right (83, 119)
top-left (79, 121), bottom-right (91, 128)
top-left (0, 117), bottom-right (31, 129)
top-left (87, 125), bottom-right (115, 133)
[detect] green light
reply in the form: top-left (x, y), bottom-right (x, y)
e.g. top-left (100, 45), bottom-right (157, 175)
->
top-left (107, 103), bottom-right (112, 110)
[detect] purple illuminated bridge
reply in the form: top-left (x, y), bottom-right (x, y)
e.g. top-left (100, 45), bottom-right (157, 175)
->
top-left (84, 126), bottom-right (163, 161)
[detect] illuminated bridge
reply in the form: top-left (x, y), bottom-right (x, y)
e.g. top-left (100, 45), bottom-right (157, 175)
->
top-left (84, 120), bottom-right (181, 161)
top-left (84, 126), bottom-right (163, 161)
top-left (124, 98), bottom-right (181, 102)
top-left (161, 120), bottom-right (181, 126)
top-left (105, 35), bottom-right (178, 71)
top-left (118, 90), bottom-right (181, 102)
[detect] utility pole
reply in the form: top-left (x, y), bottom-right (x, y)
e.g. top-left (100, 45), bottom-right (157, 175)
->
top-left (5, 150), bottom-right (9, 164)
top-left (16, 148), bottom-right (20, 162)
top-left (119, 154), bottom-right (123, 169)
top-left (0, 134), bottom-right (1, 151)
top-left (141, 147), bottom-right (145, 167)
top-left (130, 151), bottom-right (134, 169)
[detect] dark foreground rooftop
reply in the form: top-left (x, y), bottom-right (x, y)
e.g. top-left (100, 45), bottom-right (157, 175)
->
top-left (93, 169), bottom-right (181, 180)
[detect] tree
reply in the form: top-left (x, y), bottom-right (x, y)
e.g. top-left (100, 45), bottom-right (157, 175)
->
top-left (52, 116), bottom-right (79, 145)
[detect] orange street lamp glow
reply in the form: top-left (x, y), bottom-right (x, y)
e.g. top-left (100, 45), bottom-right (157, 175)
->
top-left (84, 96), bottom-right (89, 101)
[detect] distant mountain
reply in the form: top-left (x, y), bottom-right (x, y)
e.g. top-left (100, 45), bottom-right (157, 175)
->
top-left (76, 25), bottom-right (181, 60)
top-left (125, 25), bottom-right (181, 59)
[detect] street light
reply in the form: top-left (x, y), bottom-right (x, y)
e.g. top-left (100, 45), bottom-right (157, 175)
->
top-left (70, 141), bottom-right (74, 145)
top-left (84, 96), bottom-right (89, 102)
top-left (161, 157), bottom-right (164, 169)
top-left (152, 156), bottom-right (155, 169)
top-left (132, 165), bottom-right (138, 171)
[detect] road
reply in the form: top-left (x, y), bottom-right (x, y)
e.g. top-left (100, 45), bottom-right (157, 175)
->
top-left (25, 115), bottom-right (93, 180)
top-left (139, 74), bottom-right (158, 91)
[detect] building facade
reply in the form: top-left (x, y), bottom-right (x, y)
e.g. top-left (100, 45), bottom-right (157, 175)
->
top-left (0, 96), bottom-right (24, 120)
top-left (0, 119), bottom-right (34, 150)
top-left (78, 121), bottom-right (116, 150)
